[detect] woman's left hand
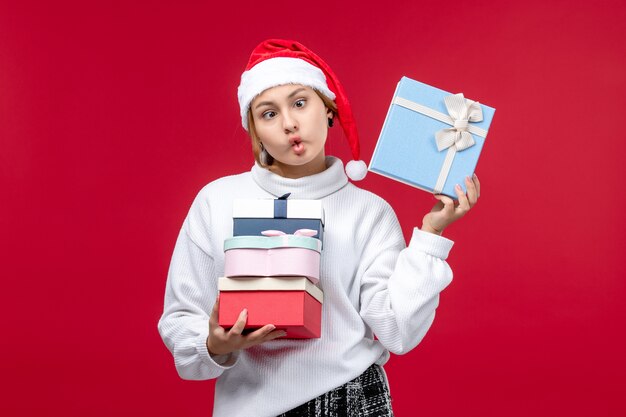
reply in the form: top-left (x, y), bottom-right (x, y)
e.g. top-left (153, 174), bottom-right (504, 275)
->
top-left (421, 173), bottom-right (481, 236)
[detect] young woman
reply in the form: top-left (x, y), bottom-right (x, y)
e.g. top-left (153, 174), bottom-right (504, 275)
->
top-left (158, 39), bottom-right (480, 417)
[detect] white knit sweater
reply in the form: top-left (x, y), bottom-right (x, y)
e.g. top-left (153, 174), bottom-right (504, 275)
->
top-left (158, 156), bottom-right (454, 417)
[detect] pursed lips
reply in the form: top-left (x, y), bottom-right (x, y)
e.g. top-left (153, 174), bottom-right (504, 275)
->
top-left (289, 137), bottom-right (305, 154)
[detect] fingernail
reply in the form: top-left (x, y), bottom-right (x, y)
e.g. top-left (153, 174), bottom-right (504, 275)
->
top-left (466, 176), bottom-right (471, 182)
top-left (242, 308), bottom-right (247, 315)
top-left (268, 325), bottom-right (276, 331)
top-left (278, 331), bottom-right (287, 337)
top-left (455, 184), bottom-right (462, 190)
top-left (473, 173), bottom-right (478, 179)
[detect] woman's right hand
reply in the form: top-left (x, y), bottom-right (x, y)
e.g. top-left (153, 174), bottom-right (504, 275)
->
top-left (206, 297), bottom-right (287, 356)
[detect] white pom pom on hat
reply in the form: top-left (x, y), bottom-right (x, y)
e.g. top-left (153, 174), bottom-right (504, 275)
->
top-left (345, 160), bottom-right (368, 181)
top-left (237, 39), bottom-right (367, 181)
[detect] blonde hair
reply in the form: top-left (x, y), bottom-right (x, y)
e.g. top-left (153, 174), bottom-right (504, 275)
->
top-left (247, 89), bottom-right (338, 171)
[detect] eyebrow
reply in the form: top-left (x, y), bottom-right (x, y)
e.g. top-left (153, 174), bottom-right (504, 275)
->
top-left (253, 87), bottom-right (308, 110)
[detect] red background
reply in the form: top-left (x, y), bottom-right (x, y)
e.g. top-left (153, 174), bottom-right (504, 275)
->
top-left (1, 0), bottom-right (625, 416)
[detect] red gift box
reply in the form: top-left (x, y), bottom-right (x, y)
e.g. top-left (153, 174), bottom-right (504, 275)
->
top-left (218, 290), bottom-right (322, 339)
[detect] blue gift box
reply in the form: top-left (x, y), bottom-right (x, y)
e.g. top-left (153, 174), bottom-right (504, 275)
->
top-left (369, 76), bottom-right (495, 198)
top-left (232, 194), bottom-right (325, 242)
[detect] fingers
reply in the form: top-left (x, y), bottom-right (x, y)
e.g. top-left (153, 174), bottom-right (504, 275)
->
top-left (263, 329), bottom-right (288, 342)
top-left (465, 175), bottom-right (478, 207)
top-left (244, 325), bottom-right (287, 346)
top-left (243, 324), bottom-right (275, 343)
top-left (229, 308), bottom-right (248, 336)
top-left (210, 307), bottom-right (288, 354)
top-left (454, 184), bottom-right (471, 214)
top-left (251, 324), bottom-right (277, 339)
top-left (429, 198), bottom-right (444, 214)
top-left (473, 173), bottom-right (481, 198)
top-left (435, 194), bottom-right (455, 215)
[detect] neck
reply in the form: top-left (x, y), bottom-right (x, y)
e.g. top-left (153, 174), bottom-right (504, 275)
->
top-left (271, 152), bottom-right (327, 179)
top-left (251, 156), bottom-right (349, 200)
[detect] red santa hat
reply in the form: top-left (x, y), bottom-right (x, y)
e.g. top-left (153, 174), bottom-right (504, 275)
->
top-left (237, 39), bottom-right (367, 181)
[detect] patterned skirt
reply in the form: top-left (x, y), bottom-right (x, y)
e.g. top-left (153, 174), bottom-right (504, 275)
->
top-left (277, 364), bottom-right (394, 417)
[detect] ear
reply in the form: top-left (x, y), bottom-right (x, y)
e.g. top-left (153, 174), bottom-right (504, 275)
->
top-left (326, 108), bottom-right (334, 119)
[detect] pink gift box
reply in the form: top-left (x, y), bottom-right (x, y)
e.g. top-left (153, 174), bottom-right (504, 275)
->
top-left (224, 248), bottom-right (320, 283)
top-left (223, 235), bottom-right (321, 284)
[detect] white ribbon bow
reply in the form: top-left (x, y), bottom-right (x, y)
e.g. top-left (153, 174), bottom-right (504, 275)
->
top-left (435, 93), bottom-right (483, 152)
top-left (429, 94), bottom-right (482, 193)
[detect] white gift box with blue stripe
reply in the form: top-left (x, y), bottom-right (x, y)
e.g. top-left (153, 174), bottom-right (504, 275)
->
top-left (369, 76), bottom-right (496, 198)
top-left (233, 194), bottom-right (325, 242)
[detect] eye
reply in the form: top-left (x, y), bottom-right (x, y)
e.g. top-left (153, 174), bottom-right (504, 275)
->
top-left (262, 110), bottom-right (277, 120)
top-left (294, 99), bottom-right (306, 108)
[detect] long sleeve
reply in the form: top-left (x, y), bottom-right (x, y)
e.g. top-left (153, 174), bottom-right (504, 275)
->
top-left (157, 197), bottom-right (239, 380)
top-left (358, 205), bottom-right (454, 355)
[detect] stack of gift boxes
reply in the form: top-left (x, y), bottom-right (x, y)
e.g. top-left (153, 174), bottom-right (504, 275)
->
top-left (218, 193), bottom-right (325, 339)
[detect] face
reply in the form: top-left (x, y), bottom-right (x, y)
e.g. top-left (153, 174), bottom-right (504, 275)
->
top-left (250, 84), bottom-right (332, 175)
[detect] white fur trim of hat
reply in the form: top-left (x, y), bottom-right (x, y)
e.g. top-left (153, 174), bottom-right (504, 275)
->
top-left (237, 57), bottom-right (336, 130)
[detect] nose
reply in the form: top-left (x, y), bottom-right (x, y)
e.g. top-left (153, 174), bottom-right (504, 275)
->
top-left (282, 110), bottom-right (298, 133)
